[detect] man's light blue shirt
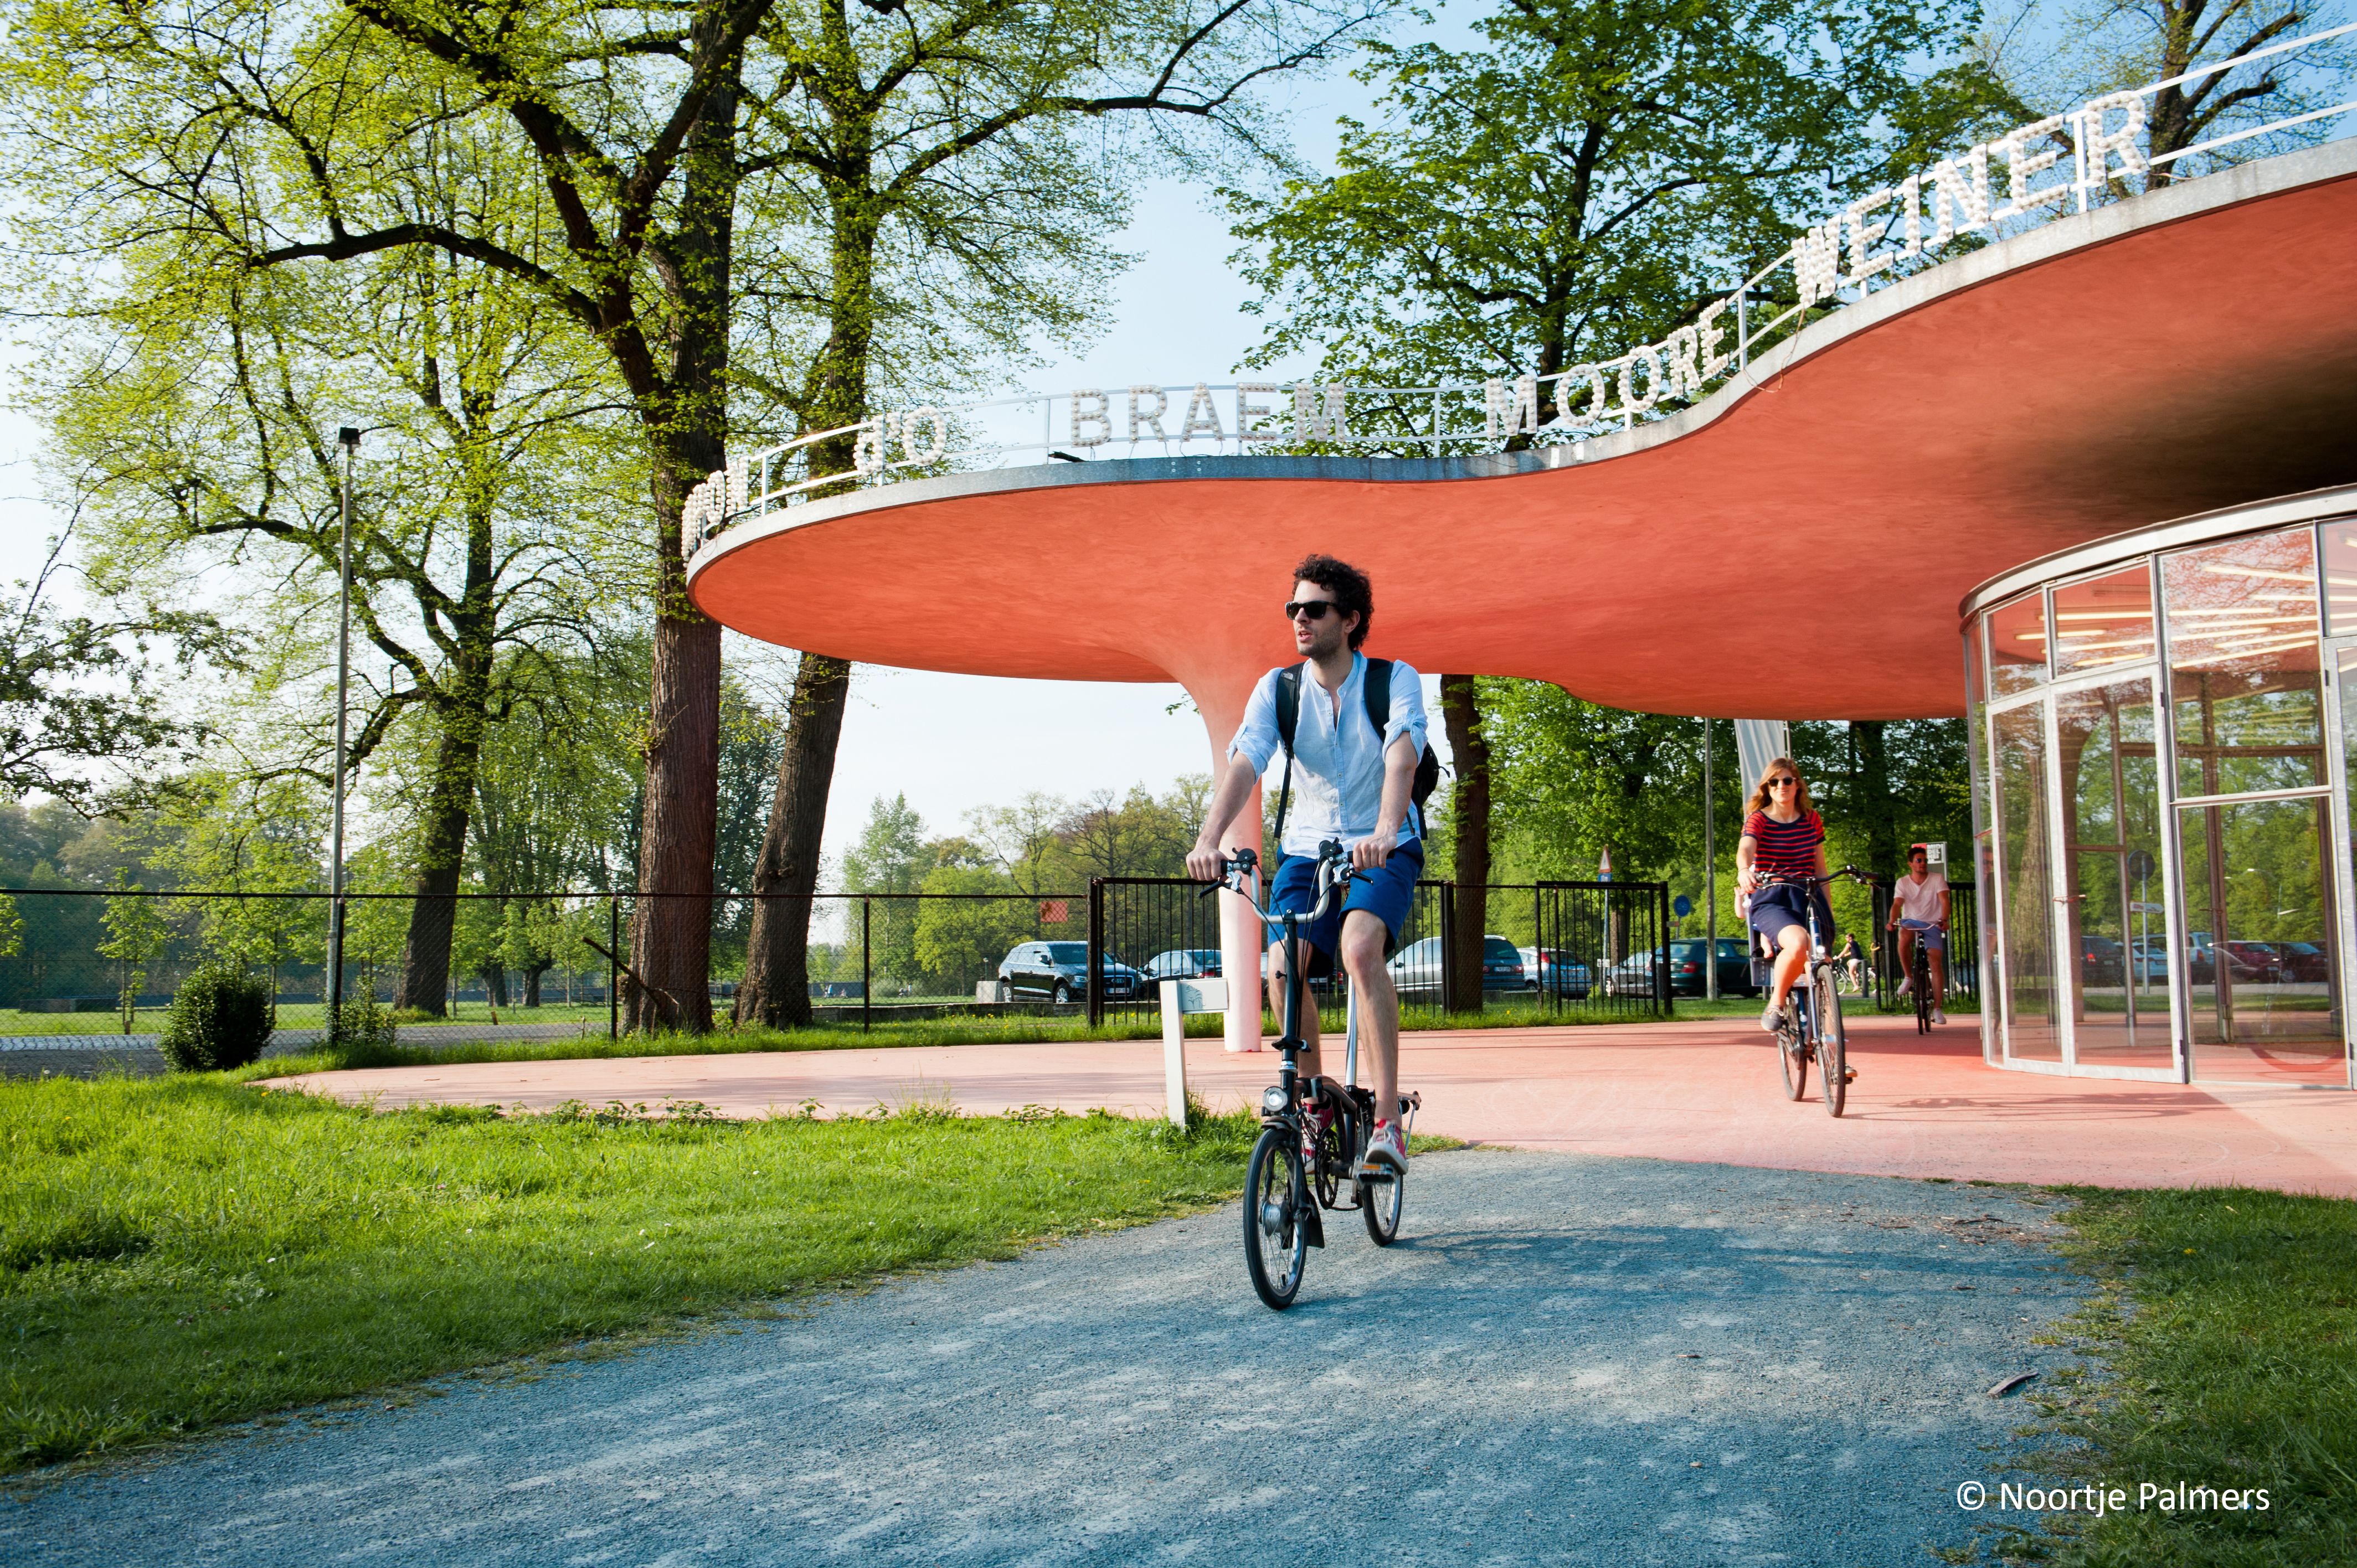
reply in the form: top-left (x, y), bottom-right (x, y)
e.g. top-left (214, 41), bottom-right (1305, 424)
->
top-left (1228, 653), bottom-right (1428, 858)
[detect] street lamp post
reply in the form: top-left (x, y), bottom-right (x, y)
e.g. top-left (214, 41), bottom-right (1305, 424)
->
top-left (327, 427), bottom-right (359, 1042)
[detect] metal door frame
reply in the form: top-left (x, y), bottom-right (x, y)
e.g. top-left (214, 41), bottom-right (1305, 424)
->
top-left (2045, 661), bottom-right (2182, 1081)
top-left (2323, 636), bottom-right (2357, 1090)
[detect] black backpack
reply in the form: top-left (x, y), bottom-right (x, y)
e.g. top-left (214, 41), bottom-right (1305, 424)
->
top-left (1270, 658), bottom-right (1444, 849)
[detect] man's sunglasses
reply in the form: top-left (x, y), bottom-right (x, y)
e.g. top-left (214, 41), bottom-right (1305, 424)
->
top-left (1283, 600), bottom-right (1340, 621)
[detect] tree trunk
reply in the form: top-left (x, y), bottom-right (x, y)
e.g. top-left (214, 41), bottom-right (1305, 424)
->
top-left (524, 963), bottom-right (546, 1007)
top-left (393, 686), bottom-right (490, 1014)
top-left (1442, 674), bottom-right (1490, 1013)
top-left (737, 654), bottom-right (852, 1027)
top-left (1854, 720), bottom-right (1898, 878)
top-left (628, 616), bottom-right (723, 1033)
top-left (624, 43), bottom-right (741, 1036)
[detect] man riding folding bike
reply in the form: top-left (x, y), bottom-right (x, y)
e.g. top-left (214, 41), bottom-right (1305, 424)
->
top-left (1185, 552), bottom-right (1434, 1180)
top-left (1202, 839), bottom-right (1419, 1308)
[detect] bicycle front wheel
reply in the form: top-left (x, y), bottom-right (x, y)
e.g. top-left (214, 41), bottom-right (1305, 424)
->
top-left (1362, 1153), bottom-right (1405, 1246)
top-left (1779, 994), bottom-right (1809, 1100)
top-left (1815, 970), bottom-right (1847, 1118)
top-left (1244, 1125), bottom-right (1310, 1309)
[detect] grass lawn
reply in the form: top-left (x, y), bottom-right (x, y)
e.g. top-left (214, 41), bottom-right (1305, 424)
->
top-left (0, 1070), bottom-right (1277, 1474)
top-left (1998, 1185), bottom-right (2357, 1566)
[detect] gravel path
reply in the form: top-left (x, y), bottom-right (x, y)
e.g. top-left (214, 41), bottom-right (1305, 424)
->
top-left (2, 1151), bottom-right (2085, 1566)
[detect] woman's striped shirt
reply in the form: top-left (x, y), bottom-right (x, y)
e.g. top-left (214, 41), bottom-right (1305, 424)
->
top-left (1743, 808), bottom-right (1824, 878)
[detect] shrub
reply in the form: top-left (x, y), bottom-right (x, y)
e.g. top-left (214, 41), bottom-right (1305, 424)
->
top-left (158, 964), bottom-right (273, 1072)
top-left (331, 996), bottom-right (398, 1058)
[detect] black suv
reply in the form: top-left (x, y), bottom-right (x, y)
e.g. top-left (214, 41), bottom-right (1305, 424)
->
top-left (999, 941), bottom-right (1144, 1004)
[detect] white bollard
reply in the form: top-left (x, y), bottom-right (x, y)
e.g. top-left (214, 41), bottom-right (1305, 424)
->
top-left (1160, 977), bottom-right (1229, 1127)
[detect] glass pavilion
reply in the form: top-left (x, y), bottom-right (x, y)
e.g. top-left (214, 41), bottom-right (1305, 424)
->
top-left (1962, 485), bottom-right (2357, 1088)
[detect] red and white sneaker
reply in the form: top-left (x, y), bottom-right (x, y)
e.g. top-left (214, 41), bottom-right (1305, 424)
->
top-left (1299, 1098), bottom-right (1335, 1157)
top-left (1359, 1120), bottom-right (1407, 1175)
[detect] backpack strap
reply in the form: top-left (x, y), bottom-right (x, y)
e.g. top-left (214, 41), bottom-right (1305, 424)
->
top-left (1359, 656), bottom-right (1424, 839)
top-left (1271, 664), bottom-right (1301, 850)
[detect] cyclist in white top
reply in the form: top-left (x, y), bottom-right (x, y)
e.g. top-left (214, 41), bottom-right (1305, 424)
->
top-left (1888, 845), bottom-right (1950, 1024)
top-left (1187, 554), bottom-right (1427, 1178)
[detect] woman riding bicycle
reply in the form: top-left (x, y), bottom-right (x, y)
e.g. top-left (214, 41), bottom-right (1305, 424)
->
top-left (1735, 756), bottom-right (1835, 1038)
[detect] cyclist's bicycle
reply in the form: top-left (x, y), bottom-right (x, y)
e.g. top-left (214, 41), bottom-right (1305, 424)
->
top-left (1897, 920), bottom-right (1936, 1034)
top-left (1752, 868), bottom-right (1868, 1118)
top-left (1204, 842), bottom-right (1420, 1311)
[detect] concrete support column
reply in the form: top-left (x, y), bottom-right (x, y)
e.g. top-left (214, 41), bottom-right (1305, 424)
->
top-left (1216, 772), bottom-right (1266, 1054)
top-left (1178, 673), bottom-right (1272, 1056)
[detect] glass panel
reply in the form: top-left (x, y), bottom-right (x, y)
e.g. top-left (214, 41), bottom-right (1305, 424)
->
top-left (1995, 702), bottom-right (2061, 1060)
top-left (2052, 565), bottom-right (2157, 678)
top-left (2320, 519), bottom-right (2357, 636)
top-left (2179, 795), bottom-right (2344, 1082)
top-left (2057, 679), bottom-right (2171, 1067)
top-left (1968, 621), bottom-right (1996, 1059)
top-left (1987, 592), bottom-right (2049, 696)
top-left (2164, 529), bottom-right (2322, 797)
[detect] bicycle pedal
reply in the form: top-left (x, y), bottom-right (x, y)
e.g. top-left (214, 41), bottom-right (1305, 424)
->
top-left (1842, 1067), bottom-right (1857, 1084)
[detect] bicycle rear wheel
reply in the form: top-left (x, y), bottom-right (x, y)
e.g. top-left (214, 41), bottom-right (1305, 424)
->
top-left (1816, 970), bottom-right (1847, 1117)
top-left (1779, 994), bottom-right (1809, 1100)
top-left (1244, 1125), bottom-right (1310, 1309)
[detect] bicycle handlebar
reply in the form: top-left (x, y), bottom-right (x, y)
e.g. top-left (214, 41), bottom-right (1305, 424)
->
top-left (1754, 864), bottom-right (1871, 890)
top-left (1200, 840), bottom-right (1354, 931)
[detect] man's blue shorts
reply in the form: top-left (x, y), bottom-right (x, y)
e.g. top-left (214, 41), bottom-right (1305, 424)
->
top-left (1268, 839), bottom-right (1425, 976)
top-left (1748, 882), bottom-right (1833, 948)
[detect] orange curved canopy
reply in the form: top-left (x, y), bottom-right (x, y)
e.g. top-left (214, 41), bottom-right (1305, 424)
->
top-left (691, 143), bottom-right (2357, 729)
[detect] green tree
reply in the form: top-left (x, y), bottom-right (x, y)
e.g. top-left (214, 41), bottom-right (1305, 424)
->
top-left (42, 200), bottom-right (629, 1017)
top-left (152, 774), bottom-right (330, 1025)
top-left (97, 870), bottom-right (171, 1034)
top-left (1, 515), bottom-right (230, 811)
top-left (1230, 0), bottom-right (2012, 1002)
top-left (913, 862), bottom-right (1036, 984)
top-left (2, 0), bottom-right (1386, 1038)
top-left (842, 793), bottom-right (932, 990)
top-left (1988, 0), bottom-right (2352, 185)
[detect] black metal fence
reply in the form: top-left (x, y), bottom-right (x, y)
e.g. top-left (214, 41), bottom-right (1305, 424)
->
top-left (1085, 876), bottom-right (1673, 1027)
top-left (0, 874), bottom-right (1695, 1043)
top-left (0, 886), bottom-right (1093, 1040)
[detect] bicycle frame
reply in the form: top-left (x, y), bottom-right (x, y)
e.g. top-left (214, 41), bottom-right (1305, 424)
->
top-left (1210, 844), bottom-right (1413, 1192)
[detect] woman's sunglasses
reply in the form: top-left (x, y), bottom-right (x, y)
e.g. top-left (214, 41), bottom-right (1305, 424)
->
top-left (1283, 600), bottom-right (1339, 621)
top-left (1768, 776), bottom-right (1800, 788)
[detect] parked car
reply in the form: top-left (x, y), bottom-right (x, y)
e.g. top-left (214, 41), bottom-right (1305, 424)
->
top-left (1519, 947), bottom-right (1593, 1000)
top-left (1604, 939), bottom-right (1755, 998)
top-left (2222, 940), bottom-right (2285, 983)
top-left (2078, 935), bottom-right (2125, 987)
top-left (2274, 941), bottom-right (2331, 982)
top-left (1140, 948), bottom-right (1222, 989)
top-left (1385, 935), bottom-right (1531, 998)
top-left (1672, 937), bottom-right (1757, 997)
top-left (1599, 951), bottom-right (1660, 998)
top-left (2183, 933), bottom-right (2261, 985)
top-left (997, 941), bottom-right (1144, 1004)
